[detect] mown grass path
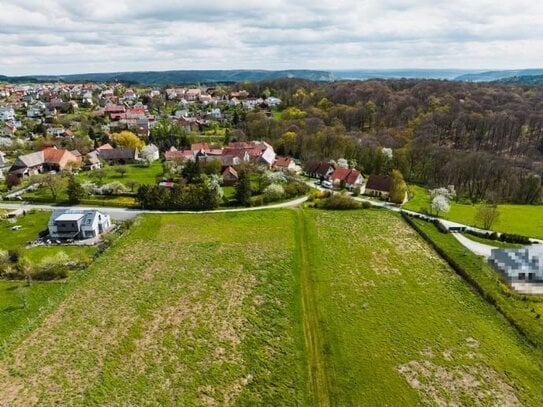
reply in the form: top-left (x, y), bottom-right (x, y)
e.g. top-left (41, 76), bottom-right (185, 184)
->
top-left (296, 209), bottom-right (332, 407)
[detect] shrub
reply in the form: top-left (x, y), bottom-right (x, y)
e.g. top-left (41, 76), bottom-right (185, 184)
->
top-left (263, 183), bottom-right (285, 202)
top-left (352, 185), bottom-right (361, 197)
top-left (249, 195), bottom-right (264, 207)
top-left (361, 201), bottom-right (372, 209)
top-left (284, 179), bottom-right (309, 198)
top-left (433, 219), bottom-right (449, 234)
top-left (316, 193), bottom-right (360, 210)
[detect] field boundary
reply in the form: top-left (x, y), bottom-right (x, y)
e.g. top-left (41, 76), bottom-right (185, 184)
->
top-left (296, 209), bottom-right (331, 406)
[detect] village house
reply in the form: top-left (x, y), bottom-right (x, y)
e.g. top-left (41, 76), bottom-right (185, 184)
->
top-left (273, 156), bottom-right (296, 172)
top-left (305, 161), bottom-right (335, 180)
top-left (0, 106), bottom-right (15, 122)
top-left (365, 175), bottom-right (393, 198)
top-left (0, 123), bottom-right (16, 137)
top-left (222, 166), bottom-right (239, 186)
top-left (97, 148), bottom-right (139, 165)
top-left (48, 209), bottom-right (112, 240)
top-left (329, 168), bottom-right (364, 191)
top-left (9, 147), bottom-right (78, 176)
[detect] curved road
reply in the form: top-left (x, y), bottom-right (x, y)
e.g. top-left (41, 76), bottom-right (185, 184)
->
top-left (0, 195), bottom-right (309, 220)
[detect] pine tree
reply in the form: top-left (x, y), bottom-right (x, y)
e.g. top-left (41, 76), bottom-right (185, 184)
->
top-left (235, 170), bottom-right (252, 206)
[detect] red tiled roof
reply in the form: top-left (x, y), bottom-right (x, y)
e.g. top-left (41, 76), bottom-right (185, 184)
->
top-left (222, 166), bottom-right (238, 178)
top-left (43, 147), bottom-right (69, 165)
top-left (165, 150), bottom-right (193, 160)
top-left (274, 156), bottom-right (292, 168)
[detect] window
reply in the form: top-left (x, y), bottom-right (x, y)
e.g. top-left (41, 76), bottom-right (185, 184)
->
top-left (518, 273), bottom-right (526, 280)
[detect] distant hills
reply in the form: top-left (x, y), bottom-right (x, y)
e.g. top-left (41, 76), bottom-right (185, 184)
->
top-left (0, 70), bottom-right (334, 85)
top-left (2, 68), bottom-right (543, 85)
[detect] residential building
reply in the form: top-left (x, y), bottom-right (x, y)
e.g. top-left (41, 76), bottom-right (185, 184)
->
top-left (48, 209), bottom-right (112, 240)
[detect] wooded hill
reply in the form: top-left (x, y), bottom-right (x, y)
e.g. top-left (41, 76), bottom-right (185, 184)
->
top-left (237, 79), bottom-right (543, 203)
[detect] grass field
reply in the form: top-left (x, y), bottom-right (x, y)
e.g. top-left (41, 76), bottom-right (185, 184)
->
top-left (0, 211), bottom-right (309, 405)
top-left (1, 209), bottom-right (543, 405)
top-left (0, 281), bottom-right (65, 348)
top-left (404, 184), bottom-right (543, 238)
top-left (302, 209), bottom-right (543, 405)
top-left (0, 210), bottom-right (97, 266)
top-left (76, 161), bottom-right (164, 186)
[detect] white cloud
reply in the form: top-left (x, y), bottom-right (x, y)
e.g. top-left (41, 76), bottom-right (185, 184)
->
top-left (0, 0), bottom-right (542, 75)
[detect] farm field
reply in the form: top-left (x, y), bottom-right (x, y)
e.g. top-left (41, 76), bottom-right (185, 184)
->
top-left (0, 280), bottom-right (65, 347)
top-left (302, 209), bottom-right (543, 405)
top-left (0, 211), bottom-right (309, 406)
top-left (404, 184), bottom-right (543, 238)
top-left (1, 209), bottom-right (543, 405)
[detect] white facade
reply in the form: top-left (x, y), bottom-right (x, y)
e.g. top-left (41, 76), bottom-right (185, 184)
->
top-left (48, 209), bottom-right (112, 240)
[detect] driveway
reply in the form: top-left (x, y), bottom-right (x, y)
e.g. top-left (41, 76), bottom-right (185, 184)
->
top-left (451, 233), bottom-right (496, 258)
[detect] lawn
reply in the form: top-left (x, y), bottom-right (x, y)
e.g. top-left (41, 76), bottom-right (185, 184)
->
top-left (0, 210), bottom-right (98, 266)
top-left (1, 209), bottom-right (543, 405)
top-left (404, 184), bottom-right (543, 238)
top-left (0, 211), bottom-right (309, 405)
top-left (302, 209), bottom-right (543, 405)
top-left (77, 161), bottom-right (164, 186)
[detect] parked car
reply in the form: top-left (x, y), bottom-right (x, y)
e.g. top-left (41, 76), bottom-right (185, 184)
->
top-left (321, 180), bottom-right (333, 189)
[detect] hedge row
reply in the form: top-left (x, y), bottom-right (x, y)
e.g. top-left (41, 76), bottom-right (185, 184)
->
top-left (466, 229), bottom-right (532, 245)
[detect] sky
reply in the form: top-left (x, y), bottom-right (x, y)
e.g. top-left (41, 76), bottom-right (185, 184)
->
top-left (1, 0), bottom-right (543, 75)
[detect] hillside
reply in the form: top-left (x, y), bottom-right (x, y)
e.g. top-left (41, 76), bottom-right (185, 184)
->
top-left (498, 74), bottom-right (543, 86)
top-left (455, 68), bottom-right (543, 82)
top-left (0, 70), bottom-right (334, 85)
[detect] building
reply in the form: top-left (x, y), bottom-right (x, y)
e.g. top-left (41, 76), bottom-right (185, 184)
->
top-left (48, 209), bottom-right (112, 240)
top-left (222, 166), bottom-right (239, 186)
top-left (305, 161), bottom-right (335, 180)
top-left (9, 147), bottom-right (78, 176)
top-left (329, 168), bottom-right (364, 190)
top-left (97, 148), bottom-right (138, 165)
top-left (489, 245), bottom-right (543, 292)
top-left (365, 175), bottom-right (393, 198)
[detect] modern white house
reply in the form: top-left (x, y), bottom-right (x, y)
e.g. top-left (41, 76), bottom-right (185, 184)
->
top-left (48, 209), bottom-right (112, 240)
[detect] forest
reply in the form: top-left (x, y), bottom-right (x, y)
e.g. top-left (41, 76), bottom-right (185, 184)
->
top-left (235, 78), bottom-right (543, 204)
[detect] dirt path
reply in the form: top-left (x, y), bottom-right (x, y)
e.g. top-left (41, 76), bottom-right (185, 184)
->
top-left (296, 209), bottom-right (332, 406)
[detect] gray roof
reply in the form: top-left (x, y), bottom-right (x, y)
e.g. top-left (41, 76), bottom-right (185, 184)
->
top-left (17, 151), bottom-right (44, 168)
top-left (98, 148), bottom-right (136, 160)
top-left (489, 245), bottom-right (543, 281)
top-left (49, 209), bottom-right (108, 227)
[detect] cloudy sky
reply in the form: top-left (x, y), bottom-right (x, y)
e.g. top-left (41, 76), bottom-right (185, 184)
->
top-left (1, 0), bottom-right (542, 75)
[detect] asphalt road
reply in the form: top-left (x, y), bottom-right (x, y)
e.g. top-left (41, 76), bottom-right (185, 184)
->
top-left (0, 195), bottom-right (309, 221)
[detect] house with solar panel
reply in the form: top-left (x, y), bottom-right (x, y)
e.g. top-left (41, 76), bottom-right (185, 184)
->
top-left (48, 209), bottom-right (112, 240)
top-left (489, 245), bottom-right (543, 288)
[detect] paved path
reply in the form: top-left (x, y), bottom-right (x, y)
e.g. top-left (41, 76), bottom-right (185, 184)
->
top-left (452, 233), bottom-right (496, 258)
top-left (0, 195), bottom-right (309, 220)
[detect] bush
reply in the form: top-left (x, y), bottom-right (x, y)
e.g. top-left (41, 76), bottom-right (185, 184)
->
top-left (433, 219), bottom-right (449, 234)
top-left (352, 185), bottom-right (361, 197)
top-left (361, 201), bottom-right (372, 209)
top-left (284, 179), bottom-right (309, 198)
top-left (249, 195), bottom-right (264, 207)
top-left (316, 193), bottom-right (360, 210)
top-left (263, 183), bottom-right (285, 203)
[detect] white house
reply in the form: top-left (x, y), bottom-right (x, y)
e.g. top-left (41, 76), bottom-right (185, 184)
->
top-left (0, 106), bottom-right (15, 122)
top-left (48, 209), bottom-right (112, 240)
